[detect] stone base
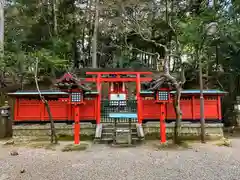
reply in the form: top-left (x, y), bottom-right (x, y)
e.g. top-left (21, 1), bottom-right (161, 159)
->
top-left (115, 129), bottom-right (131, 144)
top-left (12, 122), bottom-right (224, 141)
top-left (143, 122), bottom-right (224, 140)
top-left (13, 123), bottom-right (95, 141)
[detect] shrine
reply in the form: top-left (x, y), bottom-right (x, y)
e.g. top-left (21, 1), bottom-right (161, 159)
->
top-left (8, 70), bottom-right (227, 145)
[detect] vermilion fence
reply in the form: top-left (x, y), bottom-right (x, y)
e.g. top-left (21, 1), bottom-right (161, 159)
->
top-left (13, 91), bottom-right (223, 123)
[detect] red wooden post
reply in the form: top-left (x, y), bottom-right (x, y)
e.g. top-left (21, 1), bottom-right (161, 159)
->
top-left (136, 73), bottom-right (142, 124)
top-left (67, 95), bottom-right (71, 121)
top-left (192, 96), bottom-right (195, 120)
top-left (160, 103), bottom-right (166, 143)
top-left (74, 104), bottom-right (80, 144)
top-left (96, 74), bottom-right (101, 124)
top-left (217, 96), bottom-right (222, 120)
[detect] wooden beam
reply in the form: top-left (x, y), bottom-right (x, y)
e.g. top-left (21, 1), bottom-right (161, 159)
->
top-left (86, 72), bottom-right (152, 75)
top-left (84, 77), bottom-right (152, 82)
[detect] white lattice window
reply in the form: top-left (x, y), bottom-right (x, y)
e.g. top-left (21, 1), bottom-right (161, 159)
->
top-left (158, 91), bottom-right (169, 101)
top-left (71, 92), bottom-right (82, 102)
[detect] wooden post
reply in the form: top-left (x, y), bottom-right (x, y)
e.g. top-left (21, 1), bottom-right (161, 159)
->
top-left (14, 99), bottom-right (18, 122)
top-left (217, 96), bottom-right (222, 120)
top-left (160, 103), bottom-right (166, 143)
top-left (136, 73), bottom-right (142, 124)
top-left (192, 96), bottom-right (195, 120)
top-left (68, 95), bottom-right (71, 121)
top-left (74, 104), bottom-right (80, 144)
top-left (128, 118), bottom-right (132, 145)
top-left (96, 74), bottom-right (101, 124)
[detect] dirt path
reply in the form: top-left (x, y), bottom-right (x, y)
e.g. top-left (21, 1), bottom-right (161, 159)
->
top-left (0, 139), bottom-right (240, 180)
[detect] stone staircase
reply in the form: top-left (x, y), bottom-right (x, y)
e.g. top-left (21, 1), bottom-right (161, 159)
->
top-left (94, 123), bottom-right (144, 144)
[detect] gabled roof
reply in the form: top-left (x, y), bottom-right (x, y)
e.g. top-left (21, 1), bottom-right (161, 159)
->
top-left (8, 90), bottom-right (69, 96)
top-left (55, 72), bottom-right (91, 91)
top-left (56, 73), bottom-right (74, 83)
top-left (8, 90), bottom-right (99, 96)
top-left (170, 89), bottom-right (228, 94)
top-left (140, 89), bottom-right (228, 95)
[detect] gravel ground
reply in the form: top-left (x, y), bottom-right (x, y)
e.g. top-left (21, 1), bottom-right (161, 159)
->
top-left (1, 139), bottom-right (240, 180)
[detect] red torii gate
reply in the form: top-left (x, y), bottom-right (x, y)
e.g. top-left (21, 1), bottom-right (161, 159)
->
top-left (84, 71), bottom-right (152, 125)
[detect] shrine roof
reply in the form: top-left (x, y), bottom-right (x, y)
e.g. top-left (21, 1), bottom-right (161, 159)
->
top-left (140, 89), bottom-right (227, 95)
top-left (140, 91), bottom-right (154, 94)
top-left (85, 91), bottom-right (98, 94)
top-left (8, 90), bottom-right (99, 96)
top-left (8, 90), bottom-right (69, 96)
top-left (170, 89), bottom-right (228, 94)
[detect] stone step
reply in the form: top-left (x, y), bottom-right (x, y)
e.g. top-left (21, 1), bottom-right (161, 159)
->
top-left (102, 127), bottom-right (138, 131)
top-left (102, 132), bottom-right (114, 135)
top-left (102, 131), bottom-right (138, 136)
top-left (103, 124), bottom-right (136, 126)
top-left (102, 129), bottom-right (138, 133)
top-left (102, 131), bottom-right (138, 135)
top-left (101, 137), bottom-right (113, 141)
top-left (94, 122), bottom-right (144, 144)
top-left (101, 136), bottom-right (140, 141)
top-left (96, 134), bottom-right (142, 144)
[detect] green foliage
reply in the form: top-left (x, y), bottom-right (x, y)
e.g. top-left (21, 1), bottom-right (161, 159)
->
top-left (29, 49), bottom-right (68, 76)
top-left (2, 0), bottom-right (240, 125)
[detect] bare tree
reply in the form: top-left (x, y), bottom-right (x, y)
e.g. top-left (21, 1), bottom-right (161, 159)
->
top-left (119, 1), bottom-right (186, 144)
top-left (92, 0), bottom-right (99, 68)
top-left (52, 0), bottom-right (58, 36)
top-left (34, 58), bottom-right (58, 144)
top-left (0, 0), bottom-right (4, 61)
top-left (0, 0), bottom-right (5, 101)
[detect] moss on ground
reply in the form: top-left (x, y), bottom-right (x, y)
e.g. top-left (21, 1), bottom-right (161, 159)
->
top-left (57, 134), bottom-right (94, 141)
top-left (8, 134), bottom-right (95, 142)
top-left (145, 132), bottom-right (223, 141)
top-left (61, 143), bottom-right (89, 152)
top-left (215, 138), bottom-right (232, 147)
top-left (153, 141), bottom-right (191, 150)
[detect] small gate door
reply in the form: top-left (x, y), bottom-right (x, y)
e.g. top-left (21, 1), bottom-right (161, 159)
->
top-left (101, 100), bottom-right (137, 123)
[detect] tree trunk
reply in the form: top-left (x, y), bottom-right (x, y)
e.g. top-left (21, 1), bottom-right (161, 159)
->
top-left (163, 57), bottom-right (183, 144)
top-left (34, 58), bottom-right (58, 144)
top-left (81, 9), bottom-right (86, 67)
top-left (213, 0), bottom-right (217, 9)
top-left (92, 0), bottom-right (99, 68)
top-left (44, 100), bottom-right (58, 144)
top-left (173, 36), bottom-right (183, 144)
top-left (173, 86), bottom-right (182, 144)
top-left (87, 0), bottom-right (93, 67)
top-left (0, 0), bottom-right (4, 61)
top-left (52, 0), bottom-right (58, 36)
top-left (72, 1), bottom-right (79, 68)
